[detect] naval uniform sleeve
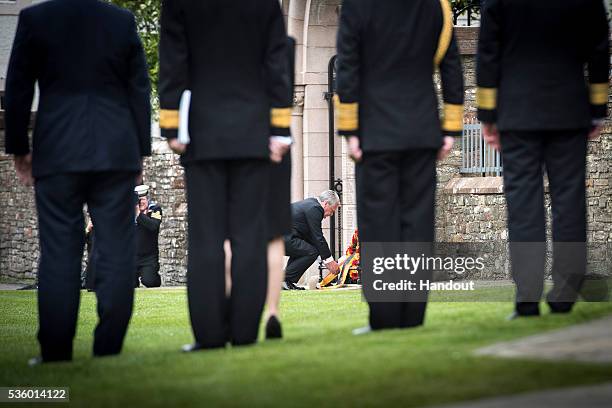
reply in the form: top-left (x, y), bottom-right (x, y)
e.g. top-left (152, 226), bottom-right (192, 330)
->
top-left (137, 205), bottom-right (162, 232)
top-left (586, 0), bottom-right (609, 122)
top-left (306, 206), bottom-right (332, 260)
top-left (476, 0), bottom-right (502, 124)
top-left (158, 0), bottom-right (188, 140)
top-left (335, 0), bottom-right (361, 138)
top-left (265, 0), bottom-right (292, 137)
top-left (436, 0), bottom-right (464, 138)
top-left (126, 14), bottom-right (152, 157)
top-left (4, 10), bottom-right (36, 156)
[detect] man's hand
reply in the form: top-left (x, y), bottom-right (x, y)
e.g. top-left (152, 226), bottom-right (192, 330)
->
top-left (14, 154), bottom-right (33, 187)
top-left (348, 136), bottom-right (362, 162)
top-left (589, 123), bottom-right (603, 141)
top-left (269, 138), bottom-right (290, 163)
top-left (483, 123), bottom-right (501, 151)
top-left (327, 260), bottom-right (340, 275)
top-left (437, 136), bottom-right (454, 161)
top-left (168, 138), bottom-right (187, 155)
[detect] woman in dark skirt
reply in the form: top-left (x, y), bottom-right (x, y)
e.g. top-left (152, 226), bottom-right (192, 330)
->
top-left (264, 36), bottom-right (296, 340)
top-left (263, 152), bottom-right (292, 339)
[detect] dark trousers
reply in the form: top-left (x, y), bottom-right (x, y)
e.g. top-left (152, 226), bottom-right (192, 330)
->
top-left (284, 236), bottom-right (319, 284)
top-left (34, 172), bottom-right (136, 361)
top-left (184, 159), bottom-right (269, 348)
top-left (501, 130), bottom-right (588, 315)
top-left (357, 149), bottom-right (437, 330)
top-left (136, 258), bottom-right (161, 288)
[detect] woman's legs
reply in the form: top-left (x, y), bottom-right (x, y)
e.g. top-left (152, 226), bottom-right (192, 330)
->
top-left (265, 237), bottom-right (285, 318)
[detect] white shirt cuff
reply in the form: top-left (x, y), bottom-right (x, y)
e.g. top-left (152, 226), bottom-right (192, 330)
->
top-left (323, 257), bottom-right (334, 264)
top-left (271, 136), bottom-right (293, 146)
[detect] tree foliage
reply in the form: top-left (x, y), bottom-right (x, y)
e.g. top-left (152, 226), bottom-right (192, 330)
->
top-left (107, 0), bottom-right (161, 96)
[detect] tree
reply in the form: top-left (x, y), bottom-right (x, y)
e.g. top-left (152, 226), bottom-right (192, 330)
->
top-left (108, 0), bottom-right (161, 99)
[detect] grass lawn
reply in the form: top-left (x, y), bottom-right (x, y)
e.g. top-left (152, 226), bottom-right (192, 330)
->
top-left (1, 287), bottom-right (611, 407)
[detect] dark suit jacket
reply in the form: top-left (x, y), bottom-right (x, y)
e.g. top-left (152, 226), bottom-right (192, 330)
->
top-left (158, 0), bottom-right (292, 162)
top-left (289, 198), bottom-right (332, 260)
top-left (335, 0), bottom-right (464, 151)
top-left (477, 0), bottom-right (609, 130)
top-left (4, 0), bottom-right (151, 178)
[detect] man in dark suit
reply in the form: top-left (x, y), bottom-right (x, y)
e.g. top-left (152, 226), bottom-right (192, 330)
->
top-left (4, 0), bottom-right (151, 364)
top-left (477, 0), bottom-right (609, 318)
top-left (336, 0), bottom-right (464, 331)
top-left (283, 191), bottom-right (341, 290)
top-left (158, 0), bottom-right (292, 350)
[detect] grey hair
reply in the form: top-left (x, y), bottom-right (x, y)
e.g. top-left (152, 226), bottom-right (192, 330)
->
top-left (318, 190), bottom-right (340, 207)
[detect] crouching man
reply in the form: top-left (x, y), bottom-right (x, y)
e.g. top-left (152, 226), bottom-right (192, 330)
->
top-left (283, 190), bottom-right (341, 289)
top-left (135, 185), bottom-right (162, 288)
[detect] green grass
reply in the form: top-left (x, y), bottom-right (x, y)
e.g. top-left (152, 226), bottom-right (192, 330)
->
top-left (1, 288), bottom-right (611, 407)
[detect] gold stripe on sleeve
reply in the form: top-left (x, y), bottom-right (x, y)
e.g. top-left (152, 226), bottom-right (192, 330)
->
top-left (590, 83), bottom-right (609, 105)
top-left (333, 95), bottom-right (359, 132)
top-left (159, 109), bottom-right (179, 129)
top-left (434, 0), bottom-right (453, 66)
top-left (476, 87), bottom-right (498, 111)
top-left (271, 107), bottom-right (292, 128)
top-left (442, 103), bottom-right (464, 132)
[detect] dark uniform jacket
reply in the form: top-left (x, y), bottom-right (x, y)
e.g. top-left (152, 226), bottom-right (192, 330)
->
top-left (335, 0), bottom-right (464, 151)
top-left (477, 0), bottom-right (609, 130)
top-left (4, 0), bottom-right (151, 178)
top-left (158, 0), bottom-right (292, 162)
top-left (288, 198), bottom-right (332, 260)
top-left (136, 202), bottom-right (162, 262)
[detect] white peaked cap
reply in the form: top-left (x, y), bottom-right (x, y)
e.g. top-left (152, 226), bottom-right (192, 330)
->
top-left (134, 185), bottom-right (150, 197)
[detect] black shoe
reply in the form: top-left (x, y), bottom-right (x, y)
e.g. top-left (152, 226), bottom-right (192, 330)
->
top-left (181, 343), bottom-right (204, 353)
top-left (265, 316), bottom-right (283, 340)
top-left (515, 302), bottom-right (540, 316)
top-left (548, 302), bottom-right (574, 314)
top-left (284, 280), bottom-right (300, 290)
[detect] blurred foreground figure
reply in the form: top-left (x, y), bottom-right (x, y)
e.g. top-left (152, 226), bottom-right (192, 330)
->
top-left (336, 0), bottom-right (464, 331)
top-left (159, 0), bottom-right (292, 350)
top-left (477, 0), bottom-right (609, 318)
top-left (264, 36), bottom-right (297, 340)
top-left (4, 0), bottom-right (151, 363)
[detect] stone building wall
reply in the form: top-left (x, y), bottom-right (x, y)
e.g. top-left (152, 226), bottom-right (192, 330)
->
top-left (0, 133), bottom-right (38, 282)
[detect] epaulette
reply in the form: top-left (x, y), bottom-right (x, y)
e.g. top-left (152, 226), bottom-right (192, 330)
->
top-left (148, 202), bottom-right (163, 220)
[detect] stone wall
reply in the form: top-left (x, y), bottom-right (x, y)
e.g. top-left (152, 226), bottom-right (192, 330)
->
top-left (0, 130), bottom-right (38, 282)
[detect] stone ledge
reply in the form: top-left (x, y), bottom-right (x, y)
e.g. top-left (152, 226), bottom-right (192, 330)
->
top-left (444, 176), bottom-right (504, 195)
